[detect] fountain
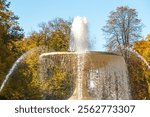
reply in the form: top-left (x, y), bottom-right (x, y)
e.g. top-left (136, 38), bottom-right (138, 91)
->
top-left (1, 14), bottom-right (149, 100)
top-left (1, 16), bottom-right (140, 99)
top-left (40, 16), bottom-right (131, 100)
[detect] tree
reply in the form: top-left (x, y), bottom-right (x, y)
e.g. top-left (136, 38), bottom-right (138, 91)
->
top-left (126, 34), bottom-right (150, 99)
top-left (1, 49), bottom-right (45, 99)
top-left (128, 54), bottom-right (149, 99)
top-left (0, 0), bottom-right (24, 88)
top-left (0, 0), bottom-right (24, 43)
top-left (38, 18), bottom-right (71, 51)
top-left (134, 35), bottom-right (150, 97)
top-left (0, 18), bottom-right (72, 99)
top-left (134, 35), bottom-right (150, 64)
top-left (0, 0), bottom-right (24, 99)
top-left (0, 0), bottom-right (24, 66)
top-left (44, 67), bottom-right (74, 100)
top-left (102, 6), bottom-right (142, 60)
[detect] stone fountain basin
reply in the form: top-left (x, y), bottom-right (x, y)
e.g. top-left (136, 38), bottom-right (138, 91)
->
top-left (40, 51), bottom-right (131, 100)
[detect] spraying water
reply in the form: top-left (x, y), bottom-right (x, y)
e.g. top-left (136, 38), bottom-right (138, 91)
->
top-left (0, 49), bottom-right (36, 93)
top-left (69, 16), bottom-right (91, 99)
top-left (124, 47), bottom-right (150, 70)
top-left (69, 16), bottom-right (89, 52)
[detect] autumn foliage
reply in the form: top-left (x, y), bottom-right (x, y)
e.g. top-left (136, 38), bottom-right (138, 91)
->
top-left (129, 35), bottom-right (150, 99)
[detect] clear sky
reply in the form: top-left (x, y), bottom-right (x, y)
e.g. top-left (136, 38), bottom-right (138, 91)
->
top-left (9, 0), bottom-right (150, 51)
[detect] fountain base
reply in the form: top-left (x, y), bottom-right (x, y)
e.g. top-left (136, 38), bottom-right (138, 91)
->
top-left (68, 85), bottom-right (94, 100)
top-left (40, 51), bottom-right (131, 100)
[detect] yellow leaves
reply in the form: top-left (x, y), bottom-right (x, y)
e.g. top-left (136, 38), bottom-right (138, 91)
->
top-left (0, 18), bottom-right (71, 99)
top-left (133, 34), bottom-right (150, 97)
top-left (134, 37), bottom-right (150, 64)
top-left (146, 35), bottom-right (150, 41)
top-left (148, 83), bottom-right (150, 94)
top-left (48, 29), bottom-right (69, 51)
top-left (126, 34), bottom-right (150, 99)
top-left (43, 67), bottom-right (73, 99)
top-left (50, 68), bottom-right (66, 87)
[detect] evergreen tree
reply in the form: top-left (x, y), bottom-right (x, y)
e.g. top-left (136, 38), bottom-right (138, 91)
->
top-left (0, 0), bottom-right (24, 43)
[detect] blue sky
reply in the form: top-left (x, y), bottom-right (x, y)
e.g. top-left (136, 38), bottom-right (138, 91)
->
top-left (10, 0), bottom-right (150, 51)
